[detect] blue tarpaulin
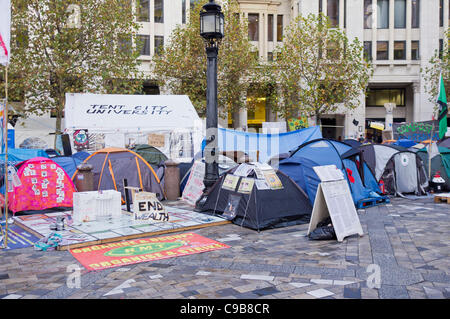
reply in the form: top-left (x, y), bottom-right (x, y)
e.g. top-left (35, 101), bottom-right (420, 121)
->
top-left (0, 148), bottom-right (49, 164)
top-left (202, 126), bottom-right (322, 163)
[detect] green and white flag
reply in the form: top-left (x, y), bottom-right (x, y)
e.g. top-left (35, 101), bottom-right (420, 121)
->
top-left (437, 73), bottom-right (448, 140)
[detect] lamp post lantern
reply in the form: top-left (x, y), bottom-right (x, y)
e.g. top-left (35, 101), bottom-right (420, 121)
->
top-left (199, 0), bottom-right (224, 194)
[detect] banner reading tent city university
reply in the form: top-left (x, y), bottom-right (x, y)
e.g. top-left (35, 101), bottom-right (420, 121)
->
top-left (64, 93), bottom-right (202, 132)
top-left (0, 0), bottom-right (11, 66)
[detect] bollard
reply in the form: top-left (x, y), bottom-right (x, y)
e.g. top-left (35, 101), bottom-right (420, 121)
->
top-left (74, 163), bottom-right (94, 192)
top-left (164, 159), bottom-right (180, 201)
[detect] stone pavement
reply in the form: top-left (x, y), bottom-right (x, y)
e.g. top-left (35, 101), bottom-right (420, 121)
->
top-left (0, 196), bottom-right (449, 300)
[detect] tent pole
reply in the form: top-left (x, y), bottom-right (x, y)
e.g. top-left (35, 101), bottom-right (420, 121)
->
top-left (3, 65), bottom-right (9, 248)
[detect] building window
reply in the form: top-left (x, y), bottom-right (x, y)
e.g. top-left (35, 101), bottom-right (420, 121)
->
top-left (411, 0), bottom-right (420, 28)
top-left (364, 0), bottom-right (373, 29)
top-left (377, 0), bottom-right (389, 29)
top-left (248, 13), bottom-right (259, 41)
top-left (277, 15), bottom-right (283, 42)
top-left (154, 0), bottom-right (164, 23)
top-left (319, 0), bottom-right (323, 13)
top-left (267, 52), bottom-right (273, 62)
top-left (439, 39), bottom-right (444, 59)
top-left (154, 36), bottom-right (164, 55)
top-left (182, 0), bottom-right (186, 24)
top-left (440, 0), bottom-right (444, 27)
top-left (377, 41), bottom-right (389, 60)
top-left (366, 88), bottom-right (406, 107)
top-left (394, 0), bottom-right (406, 28)
top-left (138, 35), bottom-right (150, 56)
top-left (327, 0), bottom-right (339, 27)
top-left (364, 41), bottom-right (372, 61)
top-left (394, 41), bottom-right (406, 60)
top-left (411, 41), bottom-right (420, 60)
top-left (268, 14), bottom-right (273, 42)
top-left (138, 0), bottom-right (150, 22)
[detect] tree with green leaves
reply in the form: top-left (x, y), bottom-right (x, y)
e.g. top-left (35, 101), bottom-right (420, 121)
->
top-left (0, 0), bottom-right (144, 146)
top-left (423, 29), bottom-right (450, 112)
top-left (271, 13), bottom-right (372, 127)
top-left (152, 0), bottom-right (257, 126)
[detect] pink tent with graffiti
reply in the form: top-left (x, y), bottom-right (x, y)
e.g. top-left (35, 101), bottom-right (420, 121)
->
top-left (8, 157), bottom-right (76, 214)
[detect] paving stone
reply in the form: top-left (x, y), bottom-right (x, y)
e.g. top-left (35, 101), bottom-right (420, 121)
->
top-left (306, 289), bottom-right (334, 298)
top-left (251, 286), bottom-right (280, 296)
top-left (344, 287), bottom-right (361, 299)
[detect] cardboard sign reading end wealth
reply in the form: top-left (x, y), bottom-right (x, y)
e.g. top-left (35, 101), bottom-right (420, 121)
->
top-left (308, 165), bottom-right (363, 242)
top-left (133, 192), bottom-right (169, 222)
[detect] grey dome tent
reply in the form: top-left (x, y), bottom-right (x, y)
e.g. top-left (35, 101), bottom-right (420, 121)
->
top-left (359, 144), bottom-right (428, 196)
top-left (197, 166), bottom-right (312, 231)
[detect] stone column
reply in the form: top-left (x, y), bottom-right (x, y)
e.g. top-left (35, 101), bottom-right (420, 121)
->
top-left (384, 102), bottom-right (396, 132)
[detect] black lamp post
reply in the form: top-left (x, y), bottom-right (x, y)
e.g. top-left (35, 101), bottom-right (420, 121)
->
top-left (199, 1), bottom-right (224, 193)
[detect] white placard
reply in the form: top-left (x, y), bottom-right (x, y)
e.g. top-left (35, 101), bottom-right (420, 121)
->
top-left (308, 169), bottom-right (363, 242)
top-left (182, 161), bottom-right (205, 205)
top-left (233, 163), bottom-right (254, 177)
top-left (255, 179), bottom-right (270, 190)
top-left (313, 165), bottom-right (345, 182)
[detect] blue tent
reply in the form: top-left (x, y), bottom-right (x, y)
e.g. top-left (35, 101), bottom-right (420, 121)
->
top-left (278, 139), bottom-right (380, 206)
top-left (201, 126), bottom-right (322, 163)
top-left (51, 152), bottom-right (90, 178)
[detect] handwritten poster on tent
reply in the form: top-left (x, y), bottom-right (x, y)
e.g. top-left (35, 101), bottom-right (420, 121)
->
top-left (393, 120), bottom-right (439, 142)
top-left (181, 161), bottom-right (205, 205)
top-left (148, 133), bottom-right (165, 148)
top-left (263, 171), bottom-right (283, 190)
top-left (237, 178), bottom-right (255, 194)
top-left (222, 174), bottom-right (240, 191)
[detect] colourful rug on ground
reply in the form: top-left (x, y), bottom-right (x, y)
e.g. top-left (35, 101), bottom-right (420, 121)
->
top-left (1, 224), bottom-right (40, 250)
top-left (69, 232), bottom-right (230, 271)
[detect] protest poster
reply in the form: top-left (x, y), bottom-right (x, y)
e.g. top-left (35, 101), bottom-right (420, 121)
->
top-left (133, 192), bottom-right (169, 223)
top-left (393, 120), bottom-right (439, 142)
top-left (237, 177), bottom-right (255, 194)
top-left (263, 170), bottom-right (283, 190)
top-left (182, 161), bottom-right (205, 205)
top-left (222, 174), bottom-right (240, 191)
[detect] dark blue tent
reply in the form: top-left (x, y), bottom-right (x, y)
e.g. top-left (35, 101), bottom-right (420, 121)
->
top-left (51, 152), bottom-right (90, 178)
top-left (278, 139), bottom-right (380, 206)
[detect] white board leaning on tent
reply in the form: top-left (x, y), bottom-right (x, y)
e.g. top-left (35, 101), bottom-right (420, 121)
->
top-left (307, 165), bottom-right (364, 242)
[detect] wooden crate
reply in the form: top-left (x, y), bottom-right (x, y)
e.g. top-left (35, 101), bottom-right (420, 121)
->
top-left (434, 193), bottom-right (450, 204)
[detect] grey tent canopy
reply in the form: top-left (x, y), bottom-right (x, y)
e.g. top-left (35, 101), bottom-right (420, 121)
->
top-left (359, 144), bottom-right (428, 196)
top-left (131, 144), bottom-right (168, 168)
